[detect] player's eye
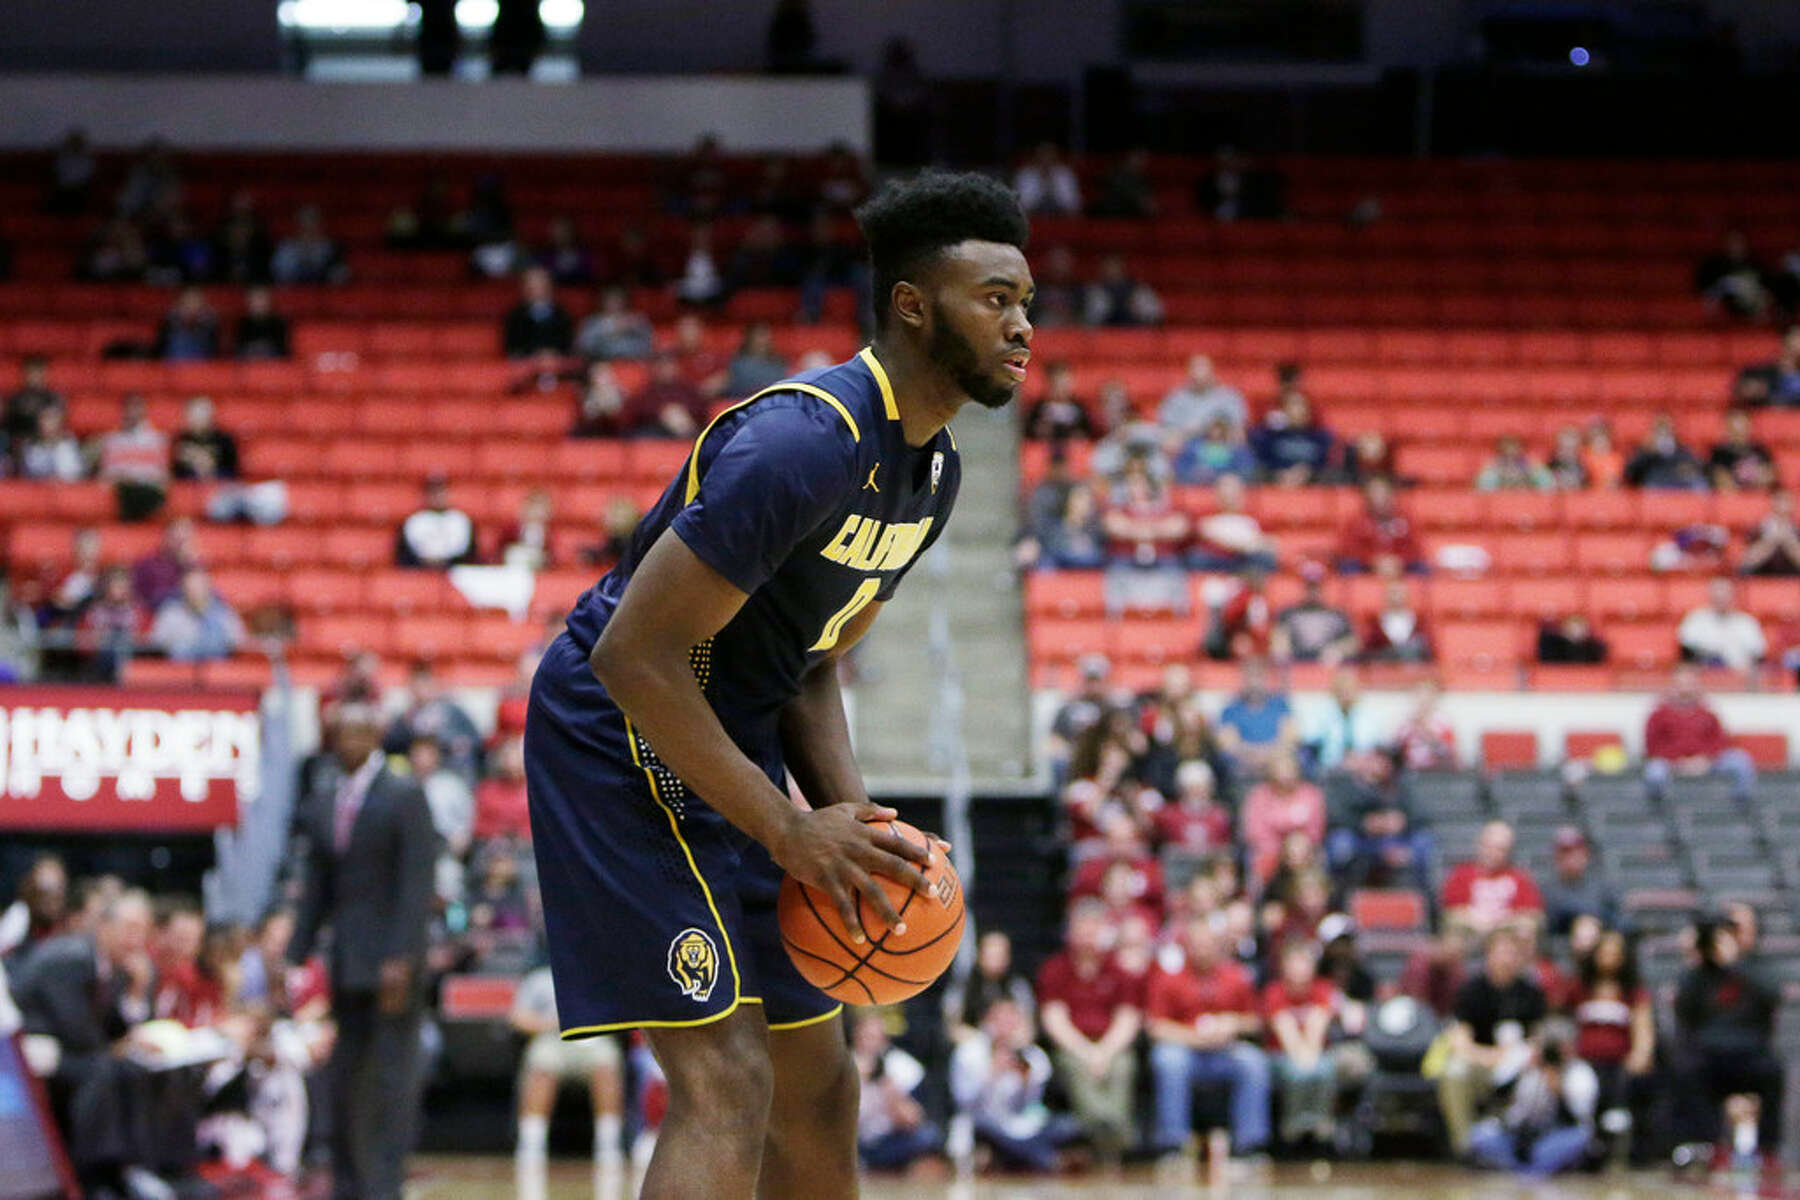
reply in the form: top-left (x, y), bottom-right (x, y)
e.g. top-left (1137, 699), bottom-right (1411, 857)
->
top-left (989, 293), bottom-right (1007, 307)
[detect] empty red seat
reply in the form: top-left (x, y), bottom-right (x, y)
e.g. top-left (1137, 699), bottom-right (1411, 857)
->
top-left (1480, 729), bottom-right (1539, 768)
top-left (1436, 620), bottom-right (1524, 670)
top-left (1025, 572), bottom-right (1106, 619)
top-left (1350, 889), bottom-right (1428, 932)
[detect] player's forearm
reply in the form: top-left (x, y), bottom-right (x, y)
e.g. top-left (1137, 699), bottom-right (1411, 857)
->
top-left (779, 661), bottom-right (867, 809)
top-left (594, 646), bottom-right (798, 849)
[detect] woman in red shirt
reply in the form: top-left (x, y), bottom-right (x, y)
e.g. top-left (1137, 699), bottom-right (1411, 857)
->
top-left (1261, 940), bottom-right (1342, 1145)
top-left (1568, 928), bottom-right (1655, 1160)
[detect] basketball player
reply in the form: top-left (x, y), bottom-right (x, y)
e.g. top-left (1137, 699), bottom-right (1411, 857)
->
top-left (526, 170), bottom-right (1033, 1197)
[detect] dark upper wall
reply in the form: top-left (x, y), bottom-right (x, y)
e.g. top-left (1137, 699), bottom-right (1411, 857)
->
top-left (1, 0), bottom-right (281, 71)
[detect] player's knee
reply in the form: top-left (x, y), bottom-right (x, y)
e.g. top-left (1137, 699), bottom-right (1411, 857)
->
top-left (775, 1044), bottom-right (859, 1134)
top-left (662, 1028), bottom-right (774, 1126)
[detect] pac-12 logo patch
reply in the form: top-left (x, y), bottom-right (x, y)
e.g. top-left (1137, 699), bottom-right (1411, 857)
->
top-left (667, 927), bottom-right (720, 1002)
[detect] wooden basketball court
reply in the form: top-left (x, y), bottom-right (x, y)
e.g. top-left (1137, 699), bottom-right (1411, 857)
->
top-left (413, 1155), bottom-right (1789, 1198)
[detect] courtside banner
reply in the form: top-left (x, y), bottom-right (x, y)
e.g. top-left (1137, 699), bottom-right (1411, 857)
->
top-left (0, 688), bottom-right (259, 832)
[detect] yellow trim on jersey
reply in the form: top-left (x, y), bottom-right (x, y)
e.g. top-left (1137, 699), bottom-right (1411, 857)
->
top-left (858, 346), bottom-right (902, 421)
top-left (683, 382), bottom-right (861, 505)
top-left (620, 714), bottom-right (744, 1003)
top-left (767, 1003), bottom-right (845, 1032)
top-left (560, 1004), bottom-right (741, 1039)
top-left (945, 425), bottom-right (957, 450)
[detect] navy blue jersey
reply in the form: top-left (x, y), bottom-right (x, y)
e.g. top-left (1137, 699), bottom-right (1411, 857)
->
top-left (563, 347), bottom-right (960, 777)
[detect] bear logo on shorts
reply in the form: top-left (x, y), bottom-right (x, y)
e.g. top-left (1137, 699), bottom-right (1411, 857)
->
top-left (667, 927), bottom-right (720, 1002)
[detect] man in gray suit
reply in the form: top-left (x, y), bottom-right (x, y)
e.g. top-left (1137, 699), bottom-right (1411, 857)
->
top-left (288, 702), bottom-right (437, 1200)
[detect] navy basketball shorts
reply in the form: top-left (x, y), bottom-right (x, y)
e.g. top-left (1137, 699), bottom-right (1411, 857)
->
top-left (524, 632), bottom-right (841, 1038)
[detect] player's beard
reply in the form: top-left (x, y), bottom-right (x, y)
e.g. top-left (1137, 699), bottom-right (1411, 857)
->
top-left (927, 302), bottom-right (1017, 410)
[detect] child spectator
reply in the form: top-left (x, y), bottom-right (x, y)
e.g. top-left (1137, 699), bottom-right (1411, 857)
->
top-left (944, 930), bottom-right (1034, 1043)
top-left (1475, 436), bottom-right (1554, 491)
top-left (1262, 941), bottom-right (1343, 1146)
top-left (852, 1013), bottom-right (941, 1172)
top-left (1567, 928), bottom-right (1654, 1162)
top-left (1393, 679), bottom-right (1457, 769)
top-left (1580, 422), bottom-right (1625, 489)
top-left (1545, 426), bottom-right (1589, 490)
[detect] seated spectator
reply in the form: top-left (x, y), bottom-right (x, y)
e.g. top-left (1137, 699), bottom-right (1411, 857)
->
top-left (46, 127), bottom-right (96, 214)
top-left (1207, 567), bottom-right (1275, 661)
top-left (1028, 245), bottom-right (1083, 328)
top-left (233, 285), bottom-right (290, 359)
top-left (1568, 927), bottom-right (1654, 1163)
top-left (96, 395), bottom-right (170, 520)
top-left (1029, 483), bottom-right (1108, 570)
top-left (1304, 665), bottom-right (1381, 773)
top-left (0, 854), bottom-right (69, 964)
top-left (81, 218), bottom-right (149, 282)
top-left (16, 405), bottom-right (86, 481)
top-left (1394, 677), bottom-right (1458, 769)
top-left (1188, 474), bottom-right (1275, 572)
top-left (625, 353), bottom-right (709, 439)
top-left (852, 1012), bottom-right (941, 1173)
top-left (1441, 821), bottom-right (1543, 938)
top-left (1070, 810), bottom-right (1166, 918)
top-left (1545, 426), bottom-right (1589, 490)
top-left (475, 735), bottom-right (531, 841)
top-left (1542, 828), bottom-right (1620, 936)
top-left (1696, 229), bottom-right (1775, 320)
top-left (1022, 361), bottom-right (1097, 442)
top-left (1360, 578), bottom-right (1433, 663)
top-left (1215, 657), bottom-right (1299, 778)
top-left (1013, 141), bottom-right (1081, 216)
top-left (462, 841), bottom-right (534, 969)
top-left (1538, 613), bottom-right (1608, 664)
top-left (667, 312), bottom-right (728, 396)
top-left (386, 658), bottom-right (484, 779)
top-left (1708, 408), bottom-right (1777, 491)
top-left (494, 489), bottom-right (554, 570)
top-left (269, 205), bottom-right (347, 284)
top-left (510, 962), bottom-right (624, 1167)
top-left (1734, 324), bottom-right (1800, 407)
top-left (1401, 924), bottom-right (1470, 1018)
top-left (1644, 664), bottom-right (1756, 801)
top-left (723, 321), bottom-right (789, 398)
top-left (949, 997), bottom-right (1079, 1172)
top-left (395, 475), bottom-right (478, 569)
top-left (1678, 577), bottom-right (1766, 670)
top-left (1160, 355), bottom-right (1246, 446)
top-left (146, 211), bottom-right (217, 285)
top-left (153, 287), bottom-right (220, 361)
top-left (1102, 454), bottom-right (1189, 566)
top-left (535, 215), bottom-right (594, 286)
top-left (1146, 917), bottom-right (1270, 1167)
top-left (170, 394), bottom-right (239, 482)
top-left (1243, 751), bottom-right (1325, 886)
top-left (570, 361), bottom-right (627, 437)
top-left (1274, 567), bottom-right (1357, 666)
top-left (132, 518), bottom-right (200, 610)
top-left (1581, 421), bottom-right (1625, 489)
top-left (1090, 147), bottom-right (1157, 219)
top-left (47, 526), bottom-right (105, 624)
top-left (1624, 414), bottom-right (1707, 490)
top-left (1336, 477), bottom-right (1424, 573)
top-left (1738, 489), bottom-right (1800, 576)
top-left (79, 567), bottom-right (147, 679)
top-left (1089, 380), bottom-right (1167, 481)
top-left (1465, 1033), bottom-right (1596, 1176)
top-left (1197, 145), bottom-right (1285, 222)
top-left (4, 355), bottom-right (64, 454)
top-left (1154, 759), bottom-right (1232, 883)
top-left (212, 189), bottom-right (272, 284)
top-left (673, 222), bottom-right (725, 306)
top-left (1047, 653), bottom-right (1115, 776)
top-left (1437, 927), bottom-right (1548, 1157)
top-left (1331, 429), bottom-right (1396, 487)
top-left (1250, 389), bottom-right (1334, 486)
top-left (574, 285), bottom-right (656, 361)
top-left (944, 930), bottom-right (1035, 1043)
top-left (1669, 916), bottom-right (1783, 1183)
top-left (149, 568), bottom-right (243, 660)
top-left (1174, 415), bottom-right (1258, 486)
top-left (1475, 435), bottom-right (1554, 492)
top-left (1262, 941), bottom-right (1345, 1146)
top-left (1037, 899), bottom-right (1144, 1167)
top-left (409, 735), bottom-right (473, 903)
top-left (12, 889), bottom-right (205, 1197)
top-left (1083, 254), bottom-right (1163, 327)
top-left (724, 214), bottom-right (788, 292)
top-left (501, 266), bottom-right (574, 358)
top-left (1328, 754), bottom-right (1433, 895)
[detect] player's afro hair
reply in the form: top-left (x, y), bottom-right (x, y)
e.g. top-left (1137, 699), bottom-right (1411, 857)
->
top-left (855, 170), bottom-right (1029, 330)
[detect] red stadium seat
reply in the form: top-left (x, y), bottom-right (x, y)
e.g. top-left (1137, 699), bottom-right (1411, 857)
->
top-left (1350, 889), bottom-right (1428, 932)
top-left (1564, 730), bottom-right (1625, 761)
top-left (1731, 733), bottom-right (1790, 770)
top-left (1024, 572), bottom-right (1107, 619)
top-left (1480, 730), bottom-right (1539, 769)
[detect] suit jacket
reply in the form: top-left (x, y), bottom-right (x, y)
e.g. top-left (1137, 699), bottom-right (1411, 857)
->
top-left (12, 933), bottom-right (131, 1060)
top-left (288, 760), bottom-right (437, 997)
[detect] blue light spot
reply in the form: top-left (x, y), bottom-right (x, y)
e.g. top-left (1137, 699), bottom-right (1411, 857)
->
top-left (1569, 46), bottom-right (1591, 67)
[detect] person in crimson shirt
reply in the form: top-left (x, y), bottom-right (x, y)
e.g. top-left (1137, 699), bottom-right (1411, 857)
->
top-left (1036, 899), bottom-right (1144, 1167)
top-left (1209, 567), bottom-right (1275, 660)
top-left (1441, 821), bottom-right (1543, 938)
top-left (1643, 664), bottom-right (1756, 802)
top-left (1335, 476), bottom-right (1425, 574)
top-left (625, 352), bottom-right (711, 439)
top-left (1437, 927), bottom-right (1548, 1156)
top-left (1262, 940), bottom-right (1346, 1146)
top-left (1153, 759), bottom-right (1232, 885)
top-left (1146, 916), bottom-right (1271, 1162)
top-left (1359, 578), bottom-right (1433, 663)
top-left (474, 735), bottom-right (532, 840)
top-left (1241, 751), bottom-right (1325, 887)
top-left (1101, 452), bottom-right (1189, 566)
top-left (150, 902), bottom-right (210, 1025)
top-left (1400, 924), bottom-right (1470, 1019)
top-left (666, 311), bottom-right (729, 396)
top-left (1567, 928), bottom-right (1654, 1162)
top-left (1068, 809), bottom-right (1165, 918)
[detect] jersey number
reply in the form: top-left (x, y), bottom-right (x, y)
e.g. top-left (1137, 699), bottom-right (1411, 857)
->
top-left (809, 578), bottom-right (881, 653)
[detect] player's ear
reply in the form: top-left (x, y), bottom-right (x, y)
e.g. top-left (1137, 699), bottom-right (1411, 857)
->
top-left (891, 280), bottom-right (927, 331)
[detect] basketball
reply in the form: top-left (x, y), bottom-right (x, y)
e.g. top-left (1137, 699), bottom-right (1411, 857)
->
top-left (778, 819), bottom-right (966, 1006)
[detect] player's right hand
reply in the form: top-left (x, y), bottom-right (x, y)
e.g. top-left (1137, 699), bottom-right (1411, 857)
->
top-left (771, 802), bottom-right (932, 943)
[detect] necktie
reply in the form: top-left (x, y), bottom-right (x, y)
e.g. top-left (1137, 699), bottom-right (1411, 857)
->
top-left (334, 769), bottom-right (365, 853)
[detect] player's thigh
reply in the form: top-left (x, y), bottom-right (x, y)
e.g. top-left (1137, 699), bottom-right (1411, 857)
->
top-left (646, 1004), bottom-right (773, 1117)
top-left (766, 1011), bottom-right (858, 1127)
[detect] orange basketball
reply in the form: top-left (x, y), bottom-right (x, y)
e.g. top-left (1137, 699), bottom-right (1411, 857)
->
top-left (778, 818), bottom-right (965, 1005)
